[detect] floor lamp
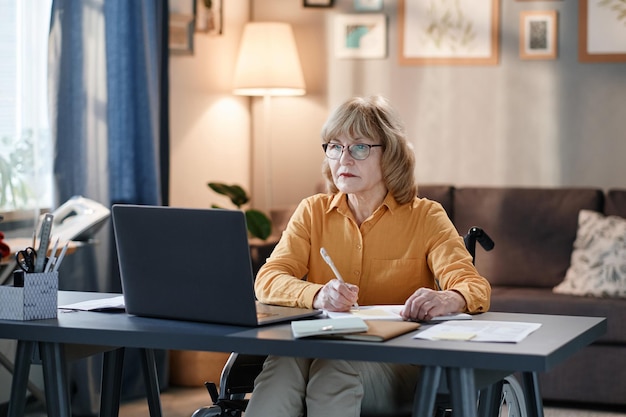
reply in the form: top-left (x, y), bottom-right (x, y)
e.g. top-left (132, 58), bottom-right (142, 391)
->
top-left (232, 22), bottom-right (306, 212)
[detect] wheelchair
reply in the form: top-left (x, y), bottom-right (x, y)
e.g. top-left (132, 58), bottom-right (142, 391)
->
top-left (191, 228), bottom-right (529, 417)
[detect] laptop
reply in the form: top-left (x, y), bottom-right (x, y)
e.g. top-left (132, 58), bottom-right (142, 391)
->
top-left (111, 204), bottom-right (321, 326)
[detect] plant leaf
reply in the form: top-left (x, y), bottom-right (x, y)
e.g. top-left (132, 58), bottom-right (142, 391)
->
top-left (208, 182), bottom-right (249, 207)
top-left (245, 209), bottom-right (272, 240)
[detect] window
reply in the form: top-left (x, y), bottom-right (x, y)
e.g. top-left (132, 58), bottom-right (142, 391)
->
top-left (0, 0), bottom-right (53, 216)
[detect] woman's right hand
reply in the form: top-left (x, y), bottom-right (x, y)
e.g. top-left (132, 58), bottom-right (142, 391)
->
top-left (312, 279), bottom-right (359, 311)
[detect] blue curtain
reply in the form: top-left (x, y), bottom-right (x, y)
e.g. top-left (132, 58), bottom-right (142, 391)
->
top-left (105, 0), bottom-right (169, 207)
top-left (52, 0), bottom-right (168, 212)
top-left (49, 1), bottom-right (169, 414)
top-left (50, 0), bottom-right (169, 292)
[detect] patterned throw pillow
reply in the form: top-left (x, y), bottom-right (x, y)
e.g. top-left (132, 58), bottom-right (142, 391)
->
top-left (554, 210), bottom-right (626, 297)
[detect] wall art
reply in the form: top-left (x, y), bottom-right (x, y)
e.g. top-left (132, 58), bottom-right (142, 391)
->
top-left (398, 0), bottom-right (500, 65)
top-left (579, 0), bottom-right (626, 62)
top-left (520, 10), bottom-right (558, 60)
top-left (334, 14), bottom-right (387, 59)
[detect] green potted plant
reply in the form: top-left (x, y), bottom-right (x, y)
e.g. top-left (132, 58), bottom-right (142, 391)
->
top-left (0, 132), bottom-right (34, 211)
top-left (207, 182), bottom-right (272, 240)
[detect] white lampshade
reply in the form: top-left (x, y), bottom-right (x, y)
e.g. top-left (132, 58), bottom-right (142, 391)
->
top-left (233, 22), bottom-right (306, 97)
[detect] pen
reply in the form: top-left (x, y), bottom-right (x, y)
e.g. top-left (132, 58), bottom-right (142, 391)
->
top-left (52, 242), bottom-right (69, 273)
top-left (319, 247), bottom-right (359, 310)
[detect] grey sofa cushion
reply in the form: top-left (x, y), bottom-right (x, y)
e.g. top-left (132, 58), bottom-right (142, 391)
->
top-left (452, 187), bottom-right (604, 288)
top-left (605, 189), bottom-right (626, 218)
top-left (490, 287), bottom-right (626, 344)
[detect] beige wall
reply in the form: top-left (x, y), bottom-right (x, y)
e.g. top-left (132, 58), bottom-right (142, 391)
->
top-left (169, 0), bottom-right (626, 212)
top-left (169, 1), bottom-right (252, 209)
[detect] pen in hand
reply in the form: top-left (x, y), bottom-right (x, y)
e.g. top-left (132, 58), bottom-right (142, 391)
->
top-left (319, 247), bottom-right (359, 310)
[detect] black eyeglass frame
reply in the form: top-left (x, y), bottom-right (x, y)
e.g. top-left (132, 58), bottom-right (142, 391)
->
top-left (322, 143), bottom-right (383, 160)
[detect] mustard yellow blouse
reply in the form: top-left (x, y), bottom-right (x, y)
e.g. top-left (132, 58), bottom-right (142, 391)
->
top-left (255, 192), bottom-right (491, 313)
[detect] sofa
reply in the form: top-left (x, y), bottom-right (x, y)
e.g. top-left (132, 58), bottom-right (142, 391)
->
top-left (261, 185), bottom-right (626, 407)
top-left (416, 185), bottom-right (626, 408)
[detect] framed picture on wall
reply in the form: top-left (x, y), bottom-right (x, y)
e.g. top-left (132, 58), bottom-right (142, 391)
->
top-left (195, 0), bottom-right (223, 35)
top-left (520, 10), bottom-right (558, 60)
top-left (579, 0), bottom-right (626, 62)
top-left (354, 0), bottom-right (383, 11)
top-left (169, 13), bottom-right (195, 54)
top-left (303, 0), bottom-right (334, 7)
top-left (398, 0), bottom-right (500, 65)
top-left (334, 14), bottom-right (387, 59)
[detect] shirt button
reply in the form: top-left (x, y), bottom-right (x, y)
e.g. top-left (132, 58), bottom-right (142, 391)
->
top-left (354, 271), bottom-right (360, 276)
top-left (356, 244), bottom-right (362, 250)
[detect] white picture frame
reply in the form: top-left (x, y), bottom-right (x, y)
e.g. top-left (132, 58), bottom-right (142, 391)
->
top-left (334, 14), bottom-right (387, 59)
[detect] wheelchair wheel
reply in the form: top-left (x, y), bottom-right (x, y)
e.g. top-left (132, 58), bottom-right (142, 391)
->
top-left (191, 405), bottom-right (243, 417)
top-left (499, 376), bottom-right (527, 417)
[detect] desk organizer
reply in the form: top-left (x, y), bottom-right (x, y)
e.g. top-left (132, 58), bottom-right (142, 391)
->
top-left (0, 272), bottom-right (58, 320)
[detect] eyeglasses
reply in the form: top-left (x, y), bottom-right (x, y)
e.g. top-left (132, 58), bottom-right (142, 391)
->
top-left (322, 143), bottom-right (383, 160)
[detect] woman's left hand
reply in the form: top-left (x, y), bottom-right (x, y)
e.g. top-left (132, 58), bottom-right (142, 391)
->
top-left (399, 288), bottom-right (466, 321)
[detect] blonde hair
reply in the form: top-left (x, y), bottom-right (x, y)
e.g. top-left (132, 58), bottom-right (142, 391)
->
top-left (320, 95), bottom-right (417, 204)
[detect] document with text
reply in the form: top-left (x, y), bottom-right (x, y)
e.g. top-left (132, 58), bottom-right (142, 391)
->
top-left (413, 320), bottom-right (542, 343)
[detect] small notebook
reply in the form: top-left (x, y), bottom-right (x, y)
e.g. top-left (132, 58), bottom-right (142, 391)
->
top-left (292, 317), bottom-right (368, 339)
top-left (292, 318), bottom-right (420, 342)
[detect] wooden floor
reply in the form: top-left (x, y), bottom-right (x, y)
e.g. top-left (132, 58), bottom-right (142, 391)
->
top-left (116, 386), bottom-right (626, 417)
top-left (11, 385), bottom-right (626, 417)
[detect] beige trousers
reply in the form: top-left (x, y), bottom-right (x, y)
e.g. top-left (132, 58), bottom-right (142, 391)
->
top-left (244, 355), bottom-right (421, 417)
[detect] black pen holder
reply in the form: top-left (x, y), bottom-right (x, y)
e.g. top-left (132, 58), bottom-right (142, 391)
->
top-left (0, 272), bottom-right (58, 320)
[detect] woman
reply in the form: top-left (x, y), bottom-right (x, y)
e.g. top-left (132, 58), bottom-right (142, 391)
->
top-left (245, 95), bottom-right (491, 417)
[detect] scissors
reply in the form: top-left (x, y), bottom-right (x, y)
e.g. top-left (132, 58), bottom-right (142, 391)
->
top-left (15, 247), bottom-right (37, 273)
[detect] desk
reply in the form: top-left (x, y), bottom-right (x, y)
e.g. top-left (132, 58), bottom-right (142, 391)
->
top-left (0, 291), bottom-right (607, 417)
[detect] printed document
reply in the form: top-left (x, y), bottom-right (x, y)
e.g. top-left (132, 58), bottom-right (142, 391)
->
top-left (414, 320), bottom-right (541, 343)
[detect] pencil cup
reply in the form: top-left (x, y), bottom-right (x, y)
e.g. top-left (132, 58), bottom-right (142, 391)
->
top-left (0, 272), bottom-right (58, 320)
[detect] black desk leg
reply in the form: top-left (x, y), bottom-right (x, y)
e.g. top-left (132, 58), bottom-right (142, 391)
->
top-left (7, 341), bottom-right (35, 417)
top-left (101, 348), bottom-right (126, 417)
top-left (522, 371), bottom-right (544, 417)
top-left (140, 348), bottom-right (163, 417)
top-left (446, 367), bottom-right (477, 417)
top-left (477, 379), bottom-right (504, 417)
top-left (39, 342), bottom-right (71, 417)
top-left (412, 365), bottom-right (442, 417)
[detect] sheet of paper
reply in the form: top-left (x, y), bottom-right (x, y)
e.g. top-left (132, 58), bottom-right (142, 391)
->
top-left (326, 305), bottom-right (472, 322)
top-left (326, 305), bottom-right (403, 320)
top-left (58, 295), bottom-right (125, 311)
top-left (413, 320), bottom-right (542, 343)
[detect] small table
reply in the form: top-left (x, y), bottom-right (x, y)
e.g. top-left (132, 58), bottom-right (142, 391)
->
top-left (0, 291), bottom-right (607, 417)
